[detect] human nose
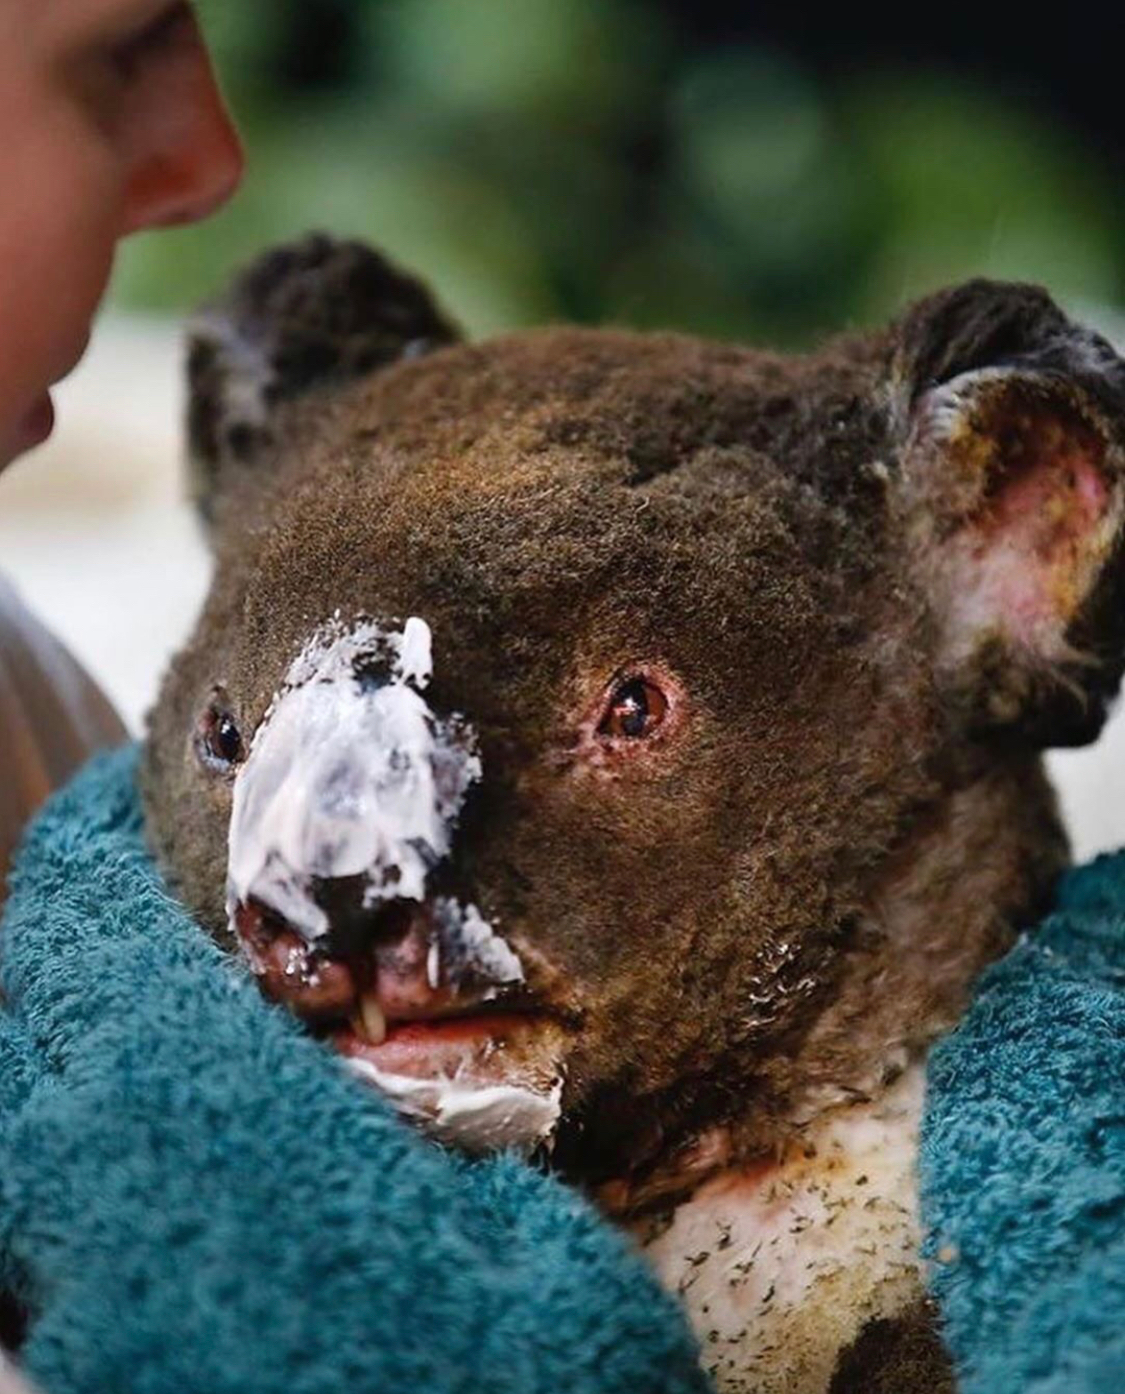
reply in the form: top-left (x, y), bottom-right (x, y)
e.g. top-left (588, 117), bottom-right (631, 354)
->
top-left (119, 29), bottom-right (244, 234)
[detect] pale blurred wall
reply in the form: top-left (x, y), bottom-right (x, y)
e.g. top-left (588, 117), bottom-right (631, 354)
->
top-left (0, 316), bottom-right (209, 736)
top-left (0, 317), bottom-right (1121, 862)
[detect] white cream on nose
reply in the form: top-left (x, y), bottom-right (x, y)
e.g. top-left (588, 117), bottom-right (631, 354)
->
top-left (226, 615), bottom-right (481, 942)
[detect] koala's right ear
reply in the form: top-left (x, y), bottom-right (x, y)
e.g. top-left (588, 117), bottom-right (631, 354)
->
top-left (186, 234), bottom-right (461, 530)
top-left (891, 279), bottom-right (1125, 747)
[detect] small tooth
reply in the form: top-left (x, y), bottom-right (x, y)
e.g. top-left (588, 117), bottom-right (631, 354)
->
top-left (359, 994), bottom-right (387, 1045)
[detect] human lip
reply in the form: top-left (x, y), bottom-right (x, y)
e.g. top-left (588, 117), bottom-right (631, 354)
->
top-left (14, 393), bottom-right (55, 452)
top-left (10, 327), bottom-right (94, 454)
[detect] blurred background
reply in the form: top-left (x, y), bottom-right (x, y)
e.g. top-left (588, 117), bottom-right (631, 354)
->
top-left (2, 0), bottom-right (1123, 854)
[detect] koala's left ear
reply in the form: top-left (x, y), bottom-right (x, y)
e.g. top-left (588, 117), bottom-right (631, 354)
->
top-left (187, 233), bottom-right (461, 529)
top-left (892, 279), bottom-right (1125, 746)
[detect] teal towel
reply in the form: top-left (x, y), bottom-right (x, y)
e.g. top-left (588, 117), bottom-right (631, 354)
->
top-left (922, 853), bottom-right (1125, 1393)
top-left (0, 748), bottom-right (709, 1394)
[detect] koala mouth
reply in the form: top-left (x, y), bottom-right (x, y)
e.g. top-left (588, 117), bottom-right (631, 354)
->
top-left (232, 894), bottom-right (574, 1153)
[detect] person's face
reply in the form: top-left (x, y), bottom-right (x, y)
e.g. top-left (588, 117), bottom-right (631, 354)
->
top-left (0, 1), bottom-right (243, 468)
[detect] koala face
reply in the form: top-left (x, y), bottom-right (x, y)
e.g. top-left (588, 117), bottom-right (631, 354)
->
top-left (144, 237), bottom-right (1125, 1191)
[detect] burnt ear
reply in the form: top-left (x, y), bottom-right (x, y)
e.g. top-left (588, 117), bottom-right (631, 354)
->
top-left (186, 233), bottom-right (460, 529)
top-left (894, 280), bottom-right (1125, 746)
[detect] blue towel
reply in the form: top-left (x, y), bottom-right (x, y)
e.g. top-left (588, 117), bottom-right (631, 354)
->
top-left (922, 852), bottom-right (1125, 1393)
top-left (0, 747), bottom-right (709, 1394)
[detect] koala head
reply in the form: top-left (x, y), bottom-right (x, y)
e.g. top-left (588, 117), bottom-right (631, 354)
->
top-left (143, 236), bottom-right (1125, 1200)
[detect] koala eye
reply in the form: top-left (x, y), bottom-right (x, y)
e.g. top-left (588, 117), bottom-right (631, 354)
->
top-left (195, 691), bottom-right (245, 773)
top-left (597, 676), bottom-right (669, 741)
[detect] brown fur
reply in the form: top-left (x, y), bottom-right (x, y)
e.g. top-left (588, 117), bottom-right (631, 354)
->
top-left (829, 1300), bottom-right (955, 1394)
top-left (142, 239), bottom-right (1125, 1385)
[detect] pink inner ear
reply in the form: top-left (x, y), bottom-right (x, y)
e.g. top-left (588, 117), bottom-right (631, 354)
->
top-left (947, 396), bottom-right (1116, 658)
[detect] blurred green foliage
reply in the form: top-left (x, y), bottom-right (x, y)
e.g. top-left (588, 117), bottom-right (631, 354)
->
top-left (110, 0), bottom-right (1124, 345)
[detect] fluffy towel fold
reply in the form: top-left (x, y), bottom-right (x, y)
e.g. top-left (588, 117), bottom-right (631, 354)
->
top-left (922, 852), bottom-right (1125, 1393)
top-left (0, 747), bottom-right (709, 1394)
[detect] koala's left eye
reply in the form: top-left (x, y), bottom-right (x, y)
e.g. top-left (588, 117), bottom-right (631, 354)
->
top-left (598, 677), bottom-right (669, 741)
top-left (195, 691), bottom-right (245, 773)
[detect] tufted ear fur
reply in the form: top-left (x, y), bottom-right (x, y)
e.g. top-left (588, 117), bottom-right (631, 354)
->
top-left (186, 234), bottom-right (460, 531)
top-left (893, 280), bottom-right (1125, 747)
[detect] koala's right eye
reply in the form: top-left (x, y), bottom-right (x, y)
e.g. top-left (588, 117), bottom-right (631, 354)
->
top-left (195, 690), bottom-right (245, 774)
top-left (598, 677), bottom-right (669, 741)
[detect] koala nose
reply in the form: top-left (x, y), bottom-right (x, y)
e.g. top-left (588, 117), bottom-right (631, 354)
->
top-left (226, 617), bottom-right (482, 949)
top-left (311, 878), bottom-right (416, 960)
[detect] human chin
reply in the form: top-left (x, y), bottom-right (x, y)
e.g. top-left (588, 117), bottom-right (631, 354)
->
top-left (2, 319), bottom-right (97, 467)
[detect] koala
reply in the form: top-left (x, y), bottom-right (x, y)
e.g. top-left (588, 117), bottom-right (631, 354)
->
top-left (143, 235), bottom-right (1125, 1394)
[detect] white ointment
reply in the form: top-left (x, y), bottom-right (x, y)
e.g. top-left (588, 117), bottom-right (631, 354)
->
top-left (345, 1057), bottom-right (563, 1154)
top-left (396, 615), bottom-right (434, 688)
top-left (430, 898), bottom-right (525, 995)
top-left (641, 1066), bottom-right (925, 1394)
top-left (226, 616), bottom-right (481, 941)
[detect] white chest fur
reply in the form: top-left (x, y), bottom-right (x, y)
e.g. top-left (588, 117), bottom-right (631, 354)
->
top-left (638, 1067), bottom-right (925, 1394)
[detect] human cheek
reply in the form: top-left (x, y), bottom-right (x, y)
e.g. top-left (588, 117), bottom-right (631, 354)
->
top-left (0, 109), bottom-right (122, 454)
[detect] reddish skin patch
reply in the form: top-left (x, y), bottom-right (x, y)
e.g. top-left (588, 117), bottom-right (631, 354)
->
top-left (982, 434), bottom-right (1108, 561)
top-left (958, 400), bottom-right (1113, 642)
top-left (696, 1154), bottom-right (779, 1199)
top-left (234, 903), bottom-right (356, 1016)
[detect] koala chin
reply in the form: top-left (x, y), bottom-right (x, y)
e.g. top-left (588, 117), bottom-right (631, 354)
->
top-left (142, 234), bottom-right (1125, 1394)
